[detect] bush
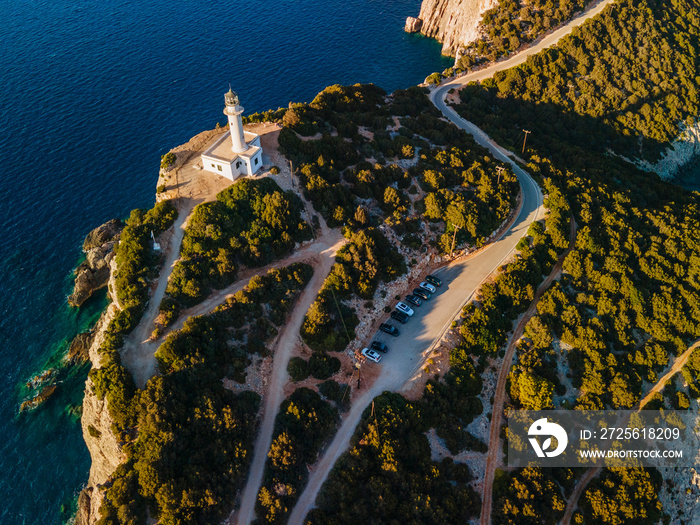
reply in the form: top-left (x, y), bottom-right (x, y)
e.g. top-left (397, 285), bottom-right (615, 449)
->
top-left (160, 152), bottom-right (176, 170)
top-left (288, 357), bottom-right (310, 382)
top-left (309, 352), bottom-right (341, 380)
top-left (270, 165), bottom-right (280, 175)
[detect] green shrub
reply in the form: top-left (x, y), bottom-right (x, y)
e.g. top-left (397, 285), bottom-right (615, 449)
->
top-left (288, 357), bottom-right (310, 382)
top-left (160, 152), bottom-right (176, 170)
top-left (309, 352), bottom-right (341, 380)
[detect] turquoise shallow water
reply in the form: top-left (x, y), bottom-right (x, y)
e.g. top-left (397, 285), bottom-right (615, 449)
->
top-left (0, 0), bottom-right (450, 522)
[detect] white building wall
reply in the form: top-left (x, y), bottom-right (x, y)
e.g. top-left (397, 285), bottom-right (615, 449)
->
top-left (202, 158), bottom-right (235, 181)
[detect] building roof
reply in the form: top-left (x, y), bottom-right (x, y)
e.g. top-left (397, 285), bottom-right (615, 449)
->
top-left (202, 131), bottom-right (260, 164)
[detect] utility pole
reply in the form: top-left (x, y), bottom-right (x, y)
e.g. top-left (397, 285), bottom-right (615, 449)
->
top-left (522, 129), bottom-right (531, 155)
top-left (496, 165), bottom-right (505, 185)
top-left (450, 224), bottom-right (461, 258)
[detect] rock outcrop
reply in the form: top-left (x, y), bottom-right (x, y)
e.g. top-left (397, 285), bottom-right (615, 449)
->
top-left (406, 0), bottom-right (498, 56)
top-left (76, 300), bottom-right (126, 525)
top-left (67, 331), bottom-right (95, 363)
top-left (83, 219), bottom-right (122, 252)
top-left (68, 220), bottom-right (122, 307)
top-left (405, 16), bottom-right (423, 33)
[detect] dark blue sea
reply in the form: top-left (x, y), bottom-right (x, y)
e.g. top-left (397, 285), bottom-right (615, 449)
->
top-left (0, 0), bottom-right (450, 522)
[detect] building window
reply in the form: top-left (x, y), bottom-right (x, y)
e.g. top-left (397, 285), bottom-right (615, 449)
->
top-left (236, 161), bottom-right (241, 168)
top-left (254, 157), bottom-right (259, 165)
top-left (211, 164), bottom-right (216, 168)
top-left (217, 165), bottom-right (222, 171)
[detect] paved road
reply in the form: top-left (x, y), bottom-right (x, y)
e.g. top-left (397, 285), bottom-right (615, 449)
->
top-left (286, 109), bottom-right (544, 525)
top-left (433, 0), bottom-right (617, 94)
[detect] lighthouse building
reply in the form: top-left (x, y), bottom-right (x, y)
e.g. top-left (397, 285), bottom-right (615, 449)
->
top-left (201, 87), bottom-right (263, 181)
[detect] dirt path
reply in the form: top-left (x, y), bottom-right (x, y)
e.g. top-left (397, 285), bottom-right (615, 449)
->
top-left (164, 228), bottom-right (344, 337)
top-left (560, 338), bottom-right (700, 524)
top-left (638, 340), bottom-right (700, 410)
top-left (480, 217), bottom-right (576, 525)
top-left (228, 241), bottom-right (341, 525)
top-left (120, 199), bottom-right (200, 387)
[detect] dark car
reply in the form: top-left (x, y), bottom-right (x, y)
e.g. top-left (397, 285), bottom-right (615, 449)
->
top-left (426, 274), bottom-right (442, 287)
top-left (379, 323), bottom-right (399, 336)
top-left (413, 288), bottom-right (431, 300)
top-left (405, 294), bottom-right (422, 307)
top-left (371, 341), bottom-right (389, 353)
top-left (391, 310), bottom-right (409, 324)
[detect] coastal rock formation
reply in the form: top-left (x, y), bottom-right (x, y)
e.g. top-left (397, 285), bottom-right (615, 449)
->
top-left (76, 301), bottom-right (125, 525)
top-left (83, 219), bottom-right (122, 251)
top-left (405, 16), bottom-right (423, 33)
top-left (68, 220), bottom-right (123, 307)
top-left (407, 0), bottom-right (498, 56)
top-left (67, 331), bottom-right (95, 363)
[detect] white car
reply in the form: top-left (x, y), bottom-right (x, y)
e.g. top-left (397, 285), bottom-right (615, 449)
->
top-left (419, 281), bottom-right (437, 294)
top-left (361, 347), bottom-right (382, 363)
top-left (395, 302), bottom-right (414, 316)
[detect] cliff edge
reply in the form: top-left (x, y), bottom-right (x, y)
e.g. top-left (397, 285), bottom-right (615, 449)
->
top-left (76, 260), bottom-right (127, 525)
top-left (405, 0), bottom-right (497, 56)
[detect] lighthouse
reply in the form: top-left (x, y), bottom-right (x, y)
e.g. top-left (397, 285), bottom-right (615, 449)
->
top-left (224, 87), bottom-right (248, 153)
top-left (201, 86), bottom-right (264, 181)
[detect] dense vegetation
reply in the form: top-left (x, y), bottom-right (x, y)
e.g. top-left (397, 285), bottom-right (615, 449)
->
top-left (255, 387), bottom-right (338, 525)
top-left (90, 200), bottom-right (177, 435)
top-left (457, 0), bottom-right (700, 163)
top-left (279, 83), bottom-right (517, 243)
top-left (447, 0), bottom-right (700, 519)
top-left (299, 227), bottom-right (406, 353)
top-left (158, 178), bottom-right (311, 329)
top-left (306, 393), bottom-right (481, 525)
top-left (95, 264), bottom-right (313, 525)
top-left (456, 0), bottom-right (594, 69)
top-left (283, 84), bottom-right (518, 355)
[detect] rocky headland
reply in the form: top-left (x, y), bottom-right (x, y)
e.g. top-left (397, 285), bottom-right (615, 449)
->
top-left (405, 0), bottom-right (497, 56)
top-left (68, 219), bottom-right (123, 307)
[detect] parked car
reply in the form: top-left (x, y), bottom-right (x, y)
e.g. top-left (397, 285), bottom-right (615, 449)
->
top-left (425, 274), bottom-right (442, 287)
top-left (419, 281), bottom-right (437, 294)
top-left (395, 302), bottom-right (414, 316)
top-left (379, 323), bottom-right (400, 336)
top-left (413, 288), bottom-right (431, 300)
top-left (370, 341), bottom-right (389, 353)
top-left (405, 294), bottom-right (422, 307)
top-left (361, 347), bottom-right (382, 363)
top-left (391, 310), bottom-right (409, 324)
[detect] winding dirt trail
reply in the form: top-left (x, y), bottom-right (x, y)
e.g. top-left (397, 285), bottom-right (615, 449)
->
top-left (228, 237), bottom-right (342, 525)
top-left (560, 338), bottom-right (700, 524)
top-left (480, 218), bottom-right (577, 525)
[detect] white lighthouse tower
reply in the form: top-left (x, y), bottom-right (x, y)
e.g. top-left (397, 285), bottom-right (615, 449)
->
top-left (201, 86), bottom-right (264, 181)
top-left (224, 87), bottom-right (248, 153)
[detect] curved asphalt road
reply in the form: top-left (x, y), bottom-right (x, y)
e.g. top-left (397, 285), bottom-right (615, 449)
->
top-left (286, 97), bottom-right (544, 525)
top-left (285, 2), bottom-right (619, 523)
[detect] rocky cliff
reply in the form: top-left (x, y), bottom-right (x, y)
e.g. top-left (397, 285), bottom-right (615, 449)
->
top-left (76, 259), bottom-right (127, 525)
top-left (68, 219), bottom-right (123, 307)
top-left (405, 0), bottom-right (497, 56)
